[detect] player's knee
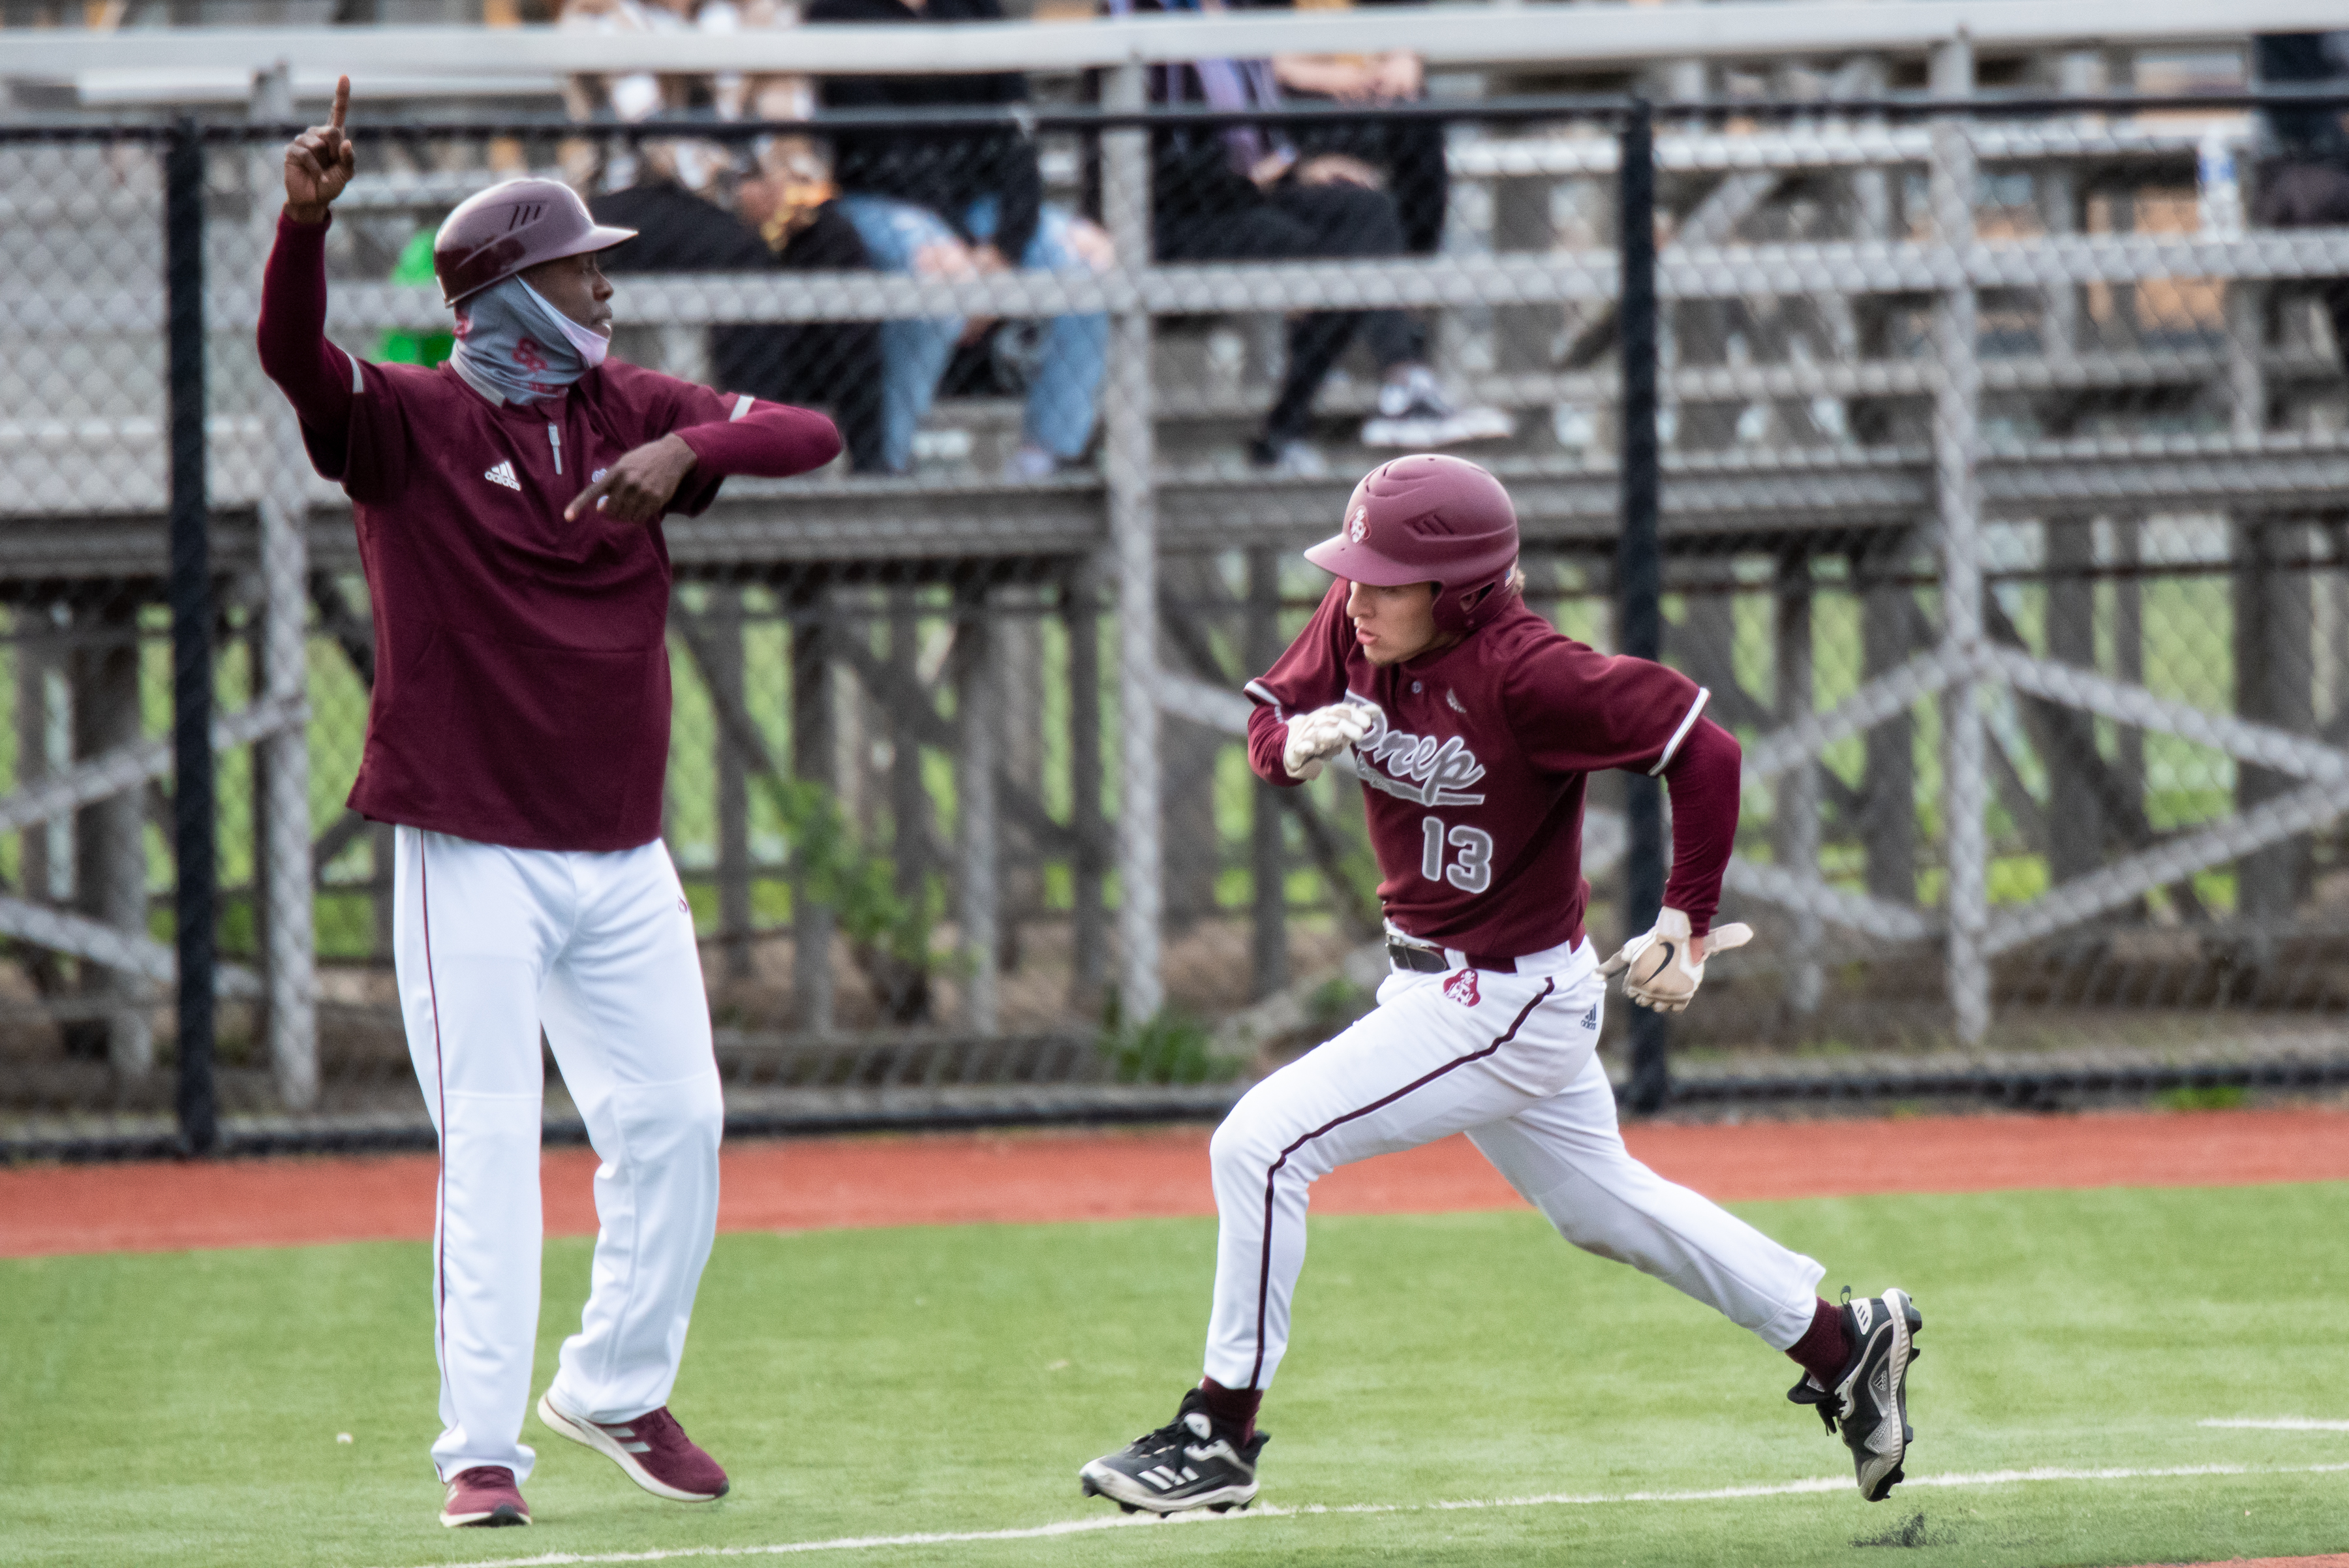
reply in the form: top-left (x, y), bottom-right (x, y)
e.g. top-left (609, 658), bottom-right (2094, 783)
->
top-left (618, 1071), bottom-right (724, 1164)
top-left (1556, 1215), bottom-right (1642, 1266)
top-left (1539, 1176), bottom-right (1655, 1268)
top-left (681, 1074), bottom-right (724, 1150)
top-left (1208, 1105), bottom-right (1282, 1184)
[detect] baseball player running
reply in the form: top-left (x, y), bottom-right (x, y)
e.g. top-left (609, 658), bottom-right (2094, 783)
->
top-left (261, 81), bottom-right (842, 1528)
top-left (1079, 455), bottom-right (1920, 1514)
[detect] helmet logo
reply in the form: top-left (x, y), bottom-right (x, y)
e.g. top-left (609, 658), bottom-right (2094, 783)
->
top-left (1347, 507), bottom-right (1369, 544)
top-left (505, 204), bottom-right (545, 231)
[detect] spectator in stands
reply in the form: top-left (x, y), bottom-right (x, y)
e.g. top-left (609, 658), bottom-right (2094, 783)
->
top-left (2254, 33), bottom-right (2349, 372)
top-left (806, 0), bottom-right (1113, 480)
top-left (1105, 0), bottom-right (1507, 475)
top-left (1257, 0), bottom-right (1447, 256)
top-left (589, 174), bottom-right (889, 473)
top-left (560, 0), bottom-right (755, 193)
top-left (559, 0), bottom-right (889, 465)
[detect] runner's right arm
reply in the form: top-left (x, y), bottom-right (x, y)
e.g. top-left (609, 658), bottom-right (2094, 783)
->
top-left (1243, 580), bottom-right (1355, 788)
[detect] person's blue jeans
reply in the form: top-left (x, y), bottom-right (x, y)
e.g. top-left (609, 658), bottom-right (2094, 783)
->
top-left (835, 194), bottom-right (1109, 472)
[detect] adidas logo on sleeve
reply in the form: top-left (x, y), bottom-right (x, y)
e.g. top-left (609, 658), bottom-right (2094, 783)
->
top-left (484, 459), bottom-right (520, 491)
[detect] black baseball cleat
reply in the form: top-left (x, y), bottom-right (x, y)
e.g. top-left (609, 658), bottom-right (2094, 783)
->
top-left (1078, 1389), bottom-right (1268, 1515)
top-left (1789, 1287), bottom-right (1922, 1502)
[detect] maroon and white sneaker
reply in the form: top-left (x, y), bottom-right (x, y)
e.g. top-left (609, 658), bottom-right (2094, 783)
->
top-left (439, 1466), bottom-right (530, 1528)
top-left (536, 1391), bottom-right (729, 1502)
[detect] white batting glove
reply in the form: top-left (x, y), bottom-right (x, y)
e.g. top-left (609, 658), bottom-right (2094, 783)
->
top-left (1281, 703), bottom-right (1374, 781)
top-left (1598, 906), bottom-right (1754, 1013)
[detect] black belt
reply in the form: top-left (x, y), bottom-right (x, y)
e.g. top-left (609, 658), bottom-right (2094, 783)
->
top-left (1387, 939), bottom-right (1514, 975)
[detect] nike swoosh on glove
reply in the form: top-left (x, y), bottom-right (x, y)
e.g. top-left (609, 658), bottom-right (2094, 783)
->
top-left (1281, 703), bottom-right (1374, 781)
top-left (1598, 906), bottom-right (1753, 1013)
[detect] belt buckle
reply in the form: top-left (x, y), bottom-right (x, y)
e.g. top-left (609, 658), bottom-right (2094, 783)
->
top-left (1386, 934), bottom-right (1450, 975)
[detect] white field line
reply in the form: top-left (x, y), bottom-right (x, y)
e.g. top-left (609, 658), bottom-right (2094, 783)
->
top-left (2202, 1417), bottom-right (2349, 1432)
top-left (384, 1460), bottom-right (2349, 1568)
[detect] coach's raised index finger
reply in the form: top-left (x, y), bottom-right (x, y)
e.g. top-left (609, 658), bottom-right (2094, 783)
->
top-left (330, 74), bottom-right (350, 132)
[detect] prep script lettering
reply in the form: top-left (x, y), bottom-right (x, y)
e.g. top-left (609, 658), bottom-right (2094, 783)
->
top-left (1341, 695), bottom-right (1487, 808)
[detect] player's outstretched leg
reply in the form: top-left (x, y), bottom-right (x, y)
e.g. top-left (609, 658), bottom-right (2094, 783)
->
top-left (1466, 1052), bottom-right (1924, 1501)
top-left (1079, 1388), bottom-right (1268, 1515)
top-left (1787, 1289), bottom-right (1923, 1501)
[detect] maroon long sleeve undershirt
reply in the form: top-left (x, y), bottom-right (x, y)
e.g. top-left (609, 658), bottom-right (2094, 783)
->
top-left (1653, 716), bottom-right (1741, 936)
top-left (1247, 707), bottom-right (1742, 936)
top-left (256, 210), bottom-right (842, 478)
top-left (255, 212), bottom-right (354, 433)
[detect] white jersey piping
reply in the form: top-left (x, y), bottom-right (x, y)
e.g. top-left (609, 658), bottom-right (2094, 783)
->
top-left (1647, 686), bottom-right (1711, 776)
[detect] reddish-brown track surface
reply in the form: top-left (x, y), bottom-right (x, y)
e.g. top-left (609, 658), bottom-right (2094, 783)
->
top-left (6, 1105), bottom-right (2347, 1259)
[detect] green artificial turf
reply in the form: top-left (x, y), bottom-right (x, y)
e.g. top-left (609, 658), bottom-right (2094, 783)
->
top-left (5, 1182), bottom-right (2348, 1568)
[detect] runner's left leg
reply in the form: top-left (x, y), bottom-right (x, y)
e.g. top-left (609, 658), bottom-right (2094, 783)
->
top-left (1466, 1049), bottom-right (1823, 1351)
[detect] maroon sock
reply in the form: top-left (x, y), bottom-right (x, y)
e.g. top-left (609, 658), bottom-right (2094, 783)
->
top-left (1785, 1297), bottom-right (1851, 1389)
top-left (1198, 1377), bottom-right (1261, 1442)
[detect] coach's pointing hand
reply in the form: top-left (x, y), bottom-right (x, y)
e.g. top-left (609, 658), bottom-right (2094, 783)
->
top-left (568, 433), bottom-right (699, 525)
top-left (284, 75), bottom-right (356, 224)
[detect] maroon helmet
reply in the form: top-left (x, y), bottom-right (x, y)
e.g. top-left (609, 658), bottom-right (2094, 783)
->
top-left (432, 178), bottom-right (636, 307)
top-left (1303, 454), bottom-right (1522, 635)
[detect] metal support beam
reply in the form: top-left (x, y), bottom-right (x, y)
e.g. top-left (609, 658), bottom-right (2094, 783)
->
top-left (1247, 547), bottom-right (1287, 1000)
top-left (251, 67), bottom-right (317, 1111)
top-left (1064, 560), bottom-right (1108, 1010)
top-left (166, 117), bottom-right (217, 1151)
top-left (1858, 531), bottom-right (1920, 904)
top-left (1104, 61), bottom-right (1163, 1022)
top-left (1931, 112), bottom-right (1991, 1047)
top-left (709, 586), bottom-right (754, 981)
top-left (1616, 99), bottom-right (1670, 1111)
top-left (72, 601), bottom-right (151, 1076)
top-left (790, 585), bottom-right (837, 1032)
top-left (1773, 549), bottom-right (1823, 1019)
top-left (956, 582), bottom-right (1000, 1038)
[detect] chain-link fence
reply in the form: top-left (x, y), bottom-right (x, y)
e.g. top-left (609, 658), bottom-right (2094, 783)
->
top-left (7, 82), bottom-right (2349, 1157)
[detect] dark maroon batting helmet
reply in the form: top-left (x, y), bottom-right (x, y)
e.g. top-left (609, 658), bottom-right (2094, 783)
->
top-left (432, 178), bottom-right (636, 307)
top-left (1303, 454), bottom-right (1522, 635)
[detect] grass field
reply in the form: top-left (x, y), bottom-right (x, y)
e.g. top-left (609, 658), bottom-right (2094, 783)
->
top-left (7, 1183), bottom-right (2348, 1568)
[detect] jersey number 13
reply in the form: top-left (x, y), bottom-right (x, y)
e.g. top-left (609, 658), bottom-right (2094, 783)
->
top-left (1420, 816), bottom-right (1495, 894)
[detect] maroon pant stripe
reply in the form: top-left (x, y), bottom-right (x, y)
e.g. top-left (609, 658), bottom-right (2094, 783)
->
top-left (1245, 977), bottom-right (1556, 1389)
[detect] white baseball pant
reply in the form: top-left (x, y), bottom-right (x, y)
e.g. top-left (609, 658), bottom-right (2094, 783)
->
top-left (1203, 938), bottom-right (1825, 1392)
top-left (393, 826), bottom-right (724, 1484)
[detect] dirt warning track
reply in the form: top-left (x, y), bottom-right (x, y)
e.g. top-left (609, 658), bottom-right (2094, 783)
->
top-left (5, 1106), bottom-right (2347, 1259)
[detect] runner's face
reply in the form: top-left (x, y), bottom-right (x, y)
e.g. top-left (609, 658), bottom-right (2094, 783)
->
top-left (519, 252), bottom-right (613, 336)
top-left (1346, 580), bottom-right (1443, 666)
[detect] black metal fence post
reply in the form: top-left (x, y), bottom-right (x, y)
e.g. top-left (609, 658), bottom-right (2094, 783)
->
top-left (166, 119), bottom-right (217, 1156)
top-left (1615, 98), bottom-right (1670, 1115)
